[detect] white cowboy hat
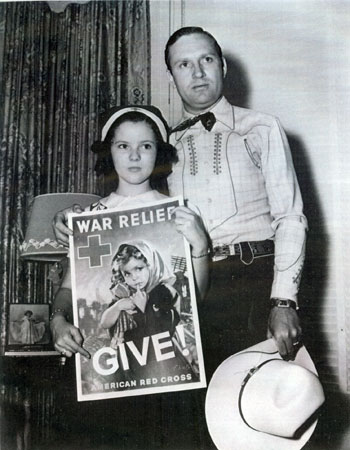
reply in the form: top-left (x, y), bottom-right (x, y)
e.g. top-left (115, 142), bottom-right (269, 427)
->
top-left (205, 339), bottom-right (324, 450)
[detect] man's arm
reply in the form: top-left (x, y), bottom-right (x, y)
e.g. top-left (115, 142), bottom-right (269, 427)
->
top-left (268, 217), bottom-right (306, 358)
top-left (263, 117), bottom-right (307, 358)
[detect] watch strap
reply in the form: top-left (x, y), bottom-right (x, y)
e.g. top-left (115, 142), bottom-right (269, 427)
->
top-left (270, 298), bottom-right (298, 310)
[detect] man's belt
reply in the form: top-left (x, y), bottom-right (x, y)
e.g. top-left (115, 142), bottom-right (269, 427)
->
top-left (212, 240), bottom-right (274, 264)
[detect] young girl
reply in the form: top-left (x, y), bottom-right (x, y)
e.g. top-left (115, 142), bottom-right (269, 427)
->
top-left (99, 240), bottom-right (196, 383)
top-left (102, 241), bottom-right (178, 348)
top-left (50, 105), bottom-right (209, 359)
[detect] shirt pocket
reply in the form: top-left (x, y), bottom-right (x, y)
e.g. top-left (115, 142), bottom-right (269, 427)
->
top-left (244, 139), bottom-right (262, 170)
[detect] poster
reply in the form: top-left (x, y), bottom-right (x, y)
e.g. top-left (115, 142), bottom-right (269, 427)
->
top-left (68, 196), bottom-right (206, 401)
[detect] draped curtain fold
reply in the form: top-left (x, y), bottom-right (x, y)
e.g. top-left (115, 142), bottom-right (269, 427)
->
top-left (0, 0), bottom-right (151, 352)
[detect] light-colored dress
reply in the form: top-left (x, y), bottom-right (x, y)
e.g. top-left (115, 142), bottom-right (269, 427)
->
top-left (11, 316), bottom-right (45, 344)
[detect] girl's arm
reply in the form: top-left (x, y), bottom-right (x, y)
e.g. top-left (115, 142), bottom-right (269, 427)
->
top-left (50, 266), bottom-right (90, 359)
top-left (100, 298), bottom-right (136, 329)
top-left (172, 206), bottom-right (210, 300)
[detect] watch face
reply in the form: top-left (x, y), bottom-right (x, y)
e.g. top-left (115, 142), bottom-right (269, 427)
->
top-left (271, 298), bottom-right (297, 310)
top-left (279, 300), bottom-right (288, 306)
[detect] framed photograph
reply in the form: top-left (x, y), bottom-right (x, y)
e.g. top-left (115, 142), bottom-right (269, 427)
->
top-left (5, 303), bottom-right (59, 356)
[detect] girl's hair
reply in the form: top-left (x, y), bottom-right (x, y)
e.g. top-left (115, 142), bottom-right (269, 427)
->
top-left (24, 310), bottom-right (33, 316)
top-left (111, 244), bottom-right (148, 286)
top-left (92, 110), bottom-right (178, 196)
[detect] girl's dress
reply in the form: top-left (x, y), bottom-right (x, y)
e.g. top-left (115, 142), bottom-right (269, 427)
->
top-left (88, 189), bottom-right (167, 211)
top-left (10, 316), bottom-right (45, 344)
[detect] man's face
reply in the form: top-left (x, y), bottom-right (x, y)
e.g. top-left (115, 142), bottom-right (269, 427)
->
top-left (167, 33), bottom-right (226, 114)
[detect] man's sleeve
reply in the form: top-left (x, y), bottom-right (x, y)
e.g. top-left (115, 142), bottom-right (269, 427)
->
top-left (262, 117), bottom-right (308, 303)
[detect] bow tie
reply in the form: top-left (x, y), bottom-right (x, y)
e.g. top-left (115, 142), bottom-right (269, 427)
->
top-left (171, 111), bottom-right (216, 134)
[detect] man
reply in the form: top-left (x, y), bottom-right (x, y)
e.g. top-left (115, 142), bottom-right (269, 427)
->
top-left (165, 27), bottom-right (305, 372)
top-left (53, 27), bottom-right (305, 375)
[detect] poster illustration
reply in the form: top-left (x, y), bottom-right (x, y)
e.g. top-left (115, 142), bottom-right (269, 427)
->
top-left (68, 196), bottom-right (206, 401)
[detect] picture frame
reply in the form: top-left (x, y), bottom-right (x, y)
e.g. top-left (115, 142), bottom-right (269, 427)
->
top-left (5, 303), bottom-right (59, 356)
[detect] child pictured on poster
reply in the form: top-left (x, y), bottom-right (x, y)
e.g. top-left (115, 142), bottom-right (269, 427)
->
top-left (102, 241), bottom-right (178, 348)
top-left (100, 240), bottom-right (194, 382)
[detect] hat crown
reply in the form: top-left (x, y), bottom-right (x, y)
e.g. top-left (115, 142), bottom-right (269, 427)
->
top-left (241, 360), bottom-right (325, 438)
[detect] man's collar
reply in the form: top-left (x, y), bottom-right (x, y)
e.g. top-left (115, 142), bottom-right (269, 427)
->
top-left (210, 97), bottom-right (235, 130)
top-left (180, 97), bottom-right (234, 131)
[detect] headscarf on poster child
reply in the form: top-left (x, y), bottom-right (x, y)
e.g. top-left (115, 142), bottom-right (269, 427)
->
top-left (112, 240), bottom-right (176, 295)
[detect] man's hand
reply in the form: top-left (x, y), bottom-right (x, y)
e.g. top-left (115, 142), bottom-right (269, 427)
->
top-left (173, 206), bottom-right (208, 255)
top-left (52, 204), bottom-right (83, 246)
top-left (50, 315), bottom-right (90, 359)
top-left (267, 307), bottom-right (302, 360)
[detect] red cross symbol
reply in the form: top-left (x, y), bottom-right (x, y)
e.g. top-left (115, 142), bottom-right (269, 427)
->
top-left (77, 235), bottom-right (112, 268)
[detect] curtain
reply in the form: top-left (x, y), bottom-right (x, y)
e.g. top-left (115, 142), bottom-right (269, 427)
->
top-left (0, 0), bottom-right (151, 352)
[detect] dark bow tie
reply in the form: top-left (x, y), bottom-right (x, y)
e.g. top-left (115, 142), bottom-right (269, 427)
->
top-left (171, 111), bottom-right (216, 134)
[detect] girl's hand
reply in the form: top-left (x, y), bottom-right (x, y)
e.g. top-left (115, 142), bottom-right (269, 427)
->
top-left (116, 298), bottom-right (137, 315)
top-left (52, 204), bottom-right (84, 246)
top-left (50, 315), bottom-right (90, 359)
top-left (173, 206), bottom-right (209, 256)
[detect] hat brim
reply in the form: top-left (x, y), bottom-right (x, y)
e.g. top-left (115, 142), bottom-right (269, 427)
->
top-left (205, 339), bottom-right (319, 450)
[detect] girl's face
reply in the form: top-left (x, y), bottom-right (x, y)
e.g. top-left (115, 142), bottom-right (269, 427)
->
top-left (120, 257), bottom-right (150, 290)
top-left (111, 121), bottom-right (158, 192)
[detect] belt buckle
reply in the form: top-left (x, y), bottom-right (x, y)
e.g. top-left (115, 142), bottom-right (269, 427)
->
top-left (213, 244), bottom-right (230, 257)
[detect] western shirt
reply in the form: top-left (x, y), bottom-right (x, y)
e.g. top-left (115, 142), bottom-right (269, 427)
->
top-left (169, 97), bottom-right (307, 302)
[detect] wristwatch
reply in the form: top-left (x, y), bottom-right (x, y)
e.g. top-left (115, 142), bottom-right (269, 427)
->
top-left (270, 298), bottom-right (299, 311)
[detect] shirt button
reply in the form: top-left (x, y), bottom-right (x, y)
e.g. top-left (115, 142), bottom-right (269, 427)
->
top-left (208, 198), bottom-right (212, 203)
